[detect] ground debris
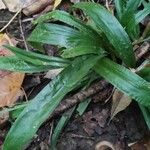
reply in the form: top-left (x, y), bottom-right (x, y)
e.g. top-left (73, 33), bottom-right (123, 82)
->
top-left (83, 108), bottom-right (109, 136)
top-left (0, 34), bottom-right (24, 107)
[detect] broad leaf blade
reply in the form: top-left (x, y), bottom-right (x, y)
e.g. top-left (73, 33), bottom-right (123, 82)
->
top-left (74, 2), bottom-right (135, 67)
top-left (3, 55), bottom-right (100, 150)
top-left (94, 58), bottom-right (150, 106)
top-left (28, 23), bottom-right (79, 48)
top-left (28, 23), bottom-right (104, 57)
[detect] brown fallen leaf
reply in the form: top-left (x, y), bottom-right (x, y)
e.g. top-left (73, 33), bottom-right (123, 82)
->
top-left (22, 0), bottom-right (54, 16)
top-left (0, 0), bottom-right (6, 9)
top-left (129, 135), bottom-right (150, 150)
top-left (110, 89), bottom-right (132, 120)
top-left (0, 33), bottom-right (24, 107)
top-left (2, 0), bottom-right (54, 15)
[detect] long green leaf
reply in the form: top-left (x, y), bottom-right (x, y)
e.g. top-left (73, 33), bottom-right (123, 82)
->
top-left (0, 56), bottom-right (53, 73)
top-left (136, 61), bottom-right (150, 130)
top-left (135, 2), bottom-right (150, 24)
top-left (51, 106), bottom-right (76, 149)
top-left (138, 66), bottom-right (150, 81)
top-left (118, 0), bottom-right (141, 40)
top-left (4, 45), bottom-right (69, 67)
top-left (114, 0), bottom-right (126, 20)
top-left (77, 98), bottom-right (91, 116)
top-left (74, 2), bottom-right (135, 67)
top-left (126, 0), bottom-right (141, 12)
top-left (3, 55), bottom-right (100, 150)
top-left (61, 46), bottom-right (104, 58)
top-left (94, 58), bottom-right (150, 106)
top-left (122, 13), bottom-right (139, 40)
top-left (139, 104), bottom-right (150, 129)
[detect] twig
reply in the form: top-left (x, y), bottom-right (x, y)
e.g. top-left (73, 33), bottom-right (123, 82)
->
top-left (50, 80), bottom-right (110, 119)
top-left (19, 13), bottom-right (29, 51)
top-left (0, 21), bottom-right (18, 23)
top-left (0, 9), bottom-right (21, 33)
top-left (22, 18), bottom-right (34, 23)
top-left (135, 42), bottom-right (150, 61)
top-left (70, 133), bottom-right (95, 140)
top-left (21, 87), bottom-right (28, 101)
top-left (105, 0), bottom-right (110, 11)
top-left (48, 121), bottom-right (54, 145)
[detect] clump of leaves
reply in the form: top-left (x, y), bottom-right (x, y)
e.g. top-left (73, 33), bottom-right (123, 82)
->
top-left (1, 1), bottom-right (150, 149)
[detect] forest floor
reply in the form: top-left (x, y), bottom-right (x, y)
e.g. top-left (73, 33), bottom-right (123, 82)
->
top-left (0, 1), bottom-right (149, 150)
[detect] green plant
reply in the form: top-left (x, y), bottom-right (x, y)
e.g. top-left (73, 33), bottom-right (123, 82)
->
top-left (1, 1), bottom-right (150, 149)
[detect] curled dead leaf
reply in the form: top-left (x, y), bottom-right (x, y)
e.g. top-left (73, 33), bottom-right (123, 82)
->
top-left (110, 89), bottom-right (132, 120)
top-left (95, 141), bottom-right (115, 150)
top-left (0, 33), bottom-right (24, 107)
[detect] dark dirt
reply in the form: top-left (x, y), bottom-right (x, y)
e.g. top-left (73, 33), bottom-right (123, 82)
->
top-left (0, 2), bottom-right (150, 150)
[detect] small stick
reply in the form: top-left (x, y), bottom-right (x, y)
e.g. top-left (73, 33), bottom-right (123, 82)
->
top-left (0, 9), bottom-right (21, 33)
top-left (50, 80), bottom-right (110, 119)
top-left (19, 13), bottom-right (29, 51)
top-left (48, 121), bottom-right (54, 145)
top-left (135, 42), bottom-right (150, 61)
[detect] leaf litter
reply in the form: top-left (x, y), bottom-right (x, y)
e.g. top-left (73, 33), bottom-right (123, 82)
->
top-left (0, 34), bottom-right (24, 108)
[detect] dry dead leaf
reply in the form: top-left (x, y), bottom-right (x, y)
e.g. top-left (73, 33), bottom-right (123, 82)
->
top-left (110, 89), bottom-right (132, 120)
top-left (53, 0), bottom-right (62, 10)
top-left (22, 0), bottom-right (54, 16)
top-left (70, 0), bottom-right (80, 3)
top-left (0, 0), bottom-right (6, 9)
top-left (129, 136), bottom-right (150, 150)
top-left (2, 0), bottom-right (54, 15)
top-left (0, 33), bottom-right (24, 107)
top-left (0, 111), bottom-right (9, 126)
top-left (44, 68), bottom-right (63, 79)
top-left (95, 141), bottom-right (115, 150)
